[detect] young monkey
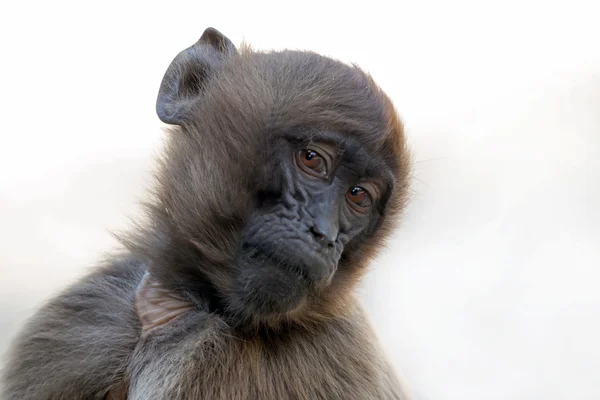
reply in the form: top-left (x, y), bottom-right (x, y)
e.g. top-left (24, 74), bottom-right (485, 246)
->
top-left (2, 28), bottom-right (412, 400)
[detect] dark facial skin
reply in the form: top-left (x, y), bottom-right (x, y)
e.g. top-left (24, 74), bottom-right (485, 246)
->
top-left (229, 132), bottom-right (393, 319)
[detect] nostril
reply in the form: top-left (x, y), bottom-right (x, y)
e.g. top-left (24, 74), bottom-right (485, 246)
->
top-left (310, 226), bottom-right (335, 249)
top-left (310, 226), bottom-right (326, 242)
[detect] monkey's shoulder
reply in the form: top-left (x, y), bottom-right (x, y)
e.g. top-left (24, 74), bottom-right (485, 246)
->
top-left (1, 256), bottom-right (147, 400)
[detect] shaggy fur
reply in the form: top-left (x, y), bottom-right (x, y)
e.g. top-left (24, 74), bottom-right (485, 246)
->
top-left (1, 28), bottom-right (411, 399)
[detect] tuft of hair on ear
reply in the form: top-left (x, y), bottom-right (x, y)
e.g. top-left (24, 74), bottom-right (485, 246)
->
top-left (156, 27), bottom-right (239, 126)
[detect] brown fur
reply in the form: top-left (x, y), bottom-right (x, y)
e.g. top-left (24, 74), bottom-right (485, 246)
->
top-left (127, 296), bottom-right (405, 400)
top-left (1, 28), bottom-right (411, 399)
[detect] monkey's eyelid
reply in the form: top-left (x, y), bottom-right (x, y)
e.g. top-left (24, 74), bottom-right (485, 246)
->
top-left (360, 182), bottom-right (382, 198)
top-left (296, 148), bottom-right (333, 179)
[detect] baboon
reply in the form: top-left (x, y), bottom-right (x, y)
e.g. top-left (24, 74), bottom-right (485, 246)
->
top-left (1, 28), bottom-right (412, 400)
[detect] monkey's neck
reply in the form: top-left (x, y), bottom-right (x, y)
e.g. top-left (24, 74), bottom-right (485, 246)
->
top-left (124, 224), bottom-right (229, 317)
top-left (146, 259), bottom-right (228, 317)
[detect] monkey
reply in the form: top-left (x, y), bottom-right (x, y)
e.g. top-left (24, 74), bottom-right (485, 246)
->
top-left (1, 27), bottom-right (412, 400)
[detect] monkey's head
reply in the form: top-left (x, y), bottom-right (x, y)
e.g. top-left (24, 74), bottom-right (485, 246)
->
top-left (128, 28), bottom-right (410, 328)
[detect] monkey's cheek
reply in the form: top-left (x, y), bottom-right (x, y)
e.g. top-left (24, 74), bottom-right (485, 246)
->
top-left (230, 264), bottom-right (309, 317)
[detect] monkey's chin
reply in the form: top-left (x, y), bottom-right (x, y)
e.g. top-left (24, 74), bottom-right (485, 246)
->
top-left (227, 260), bottom-right (310, 322)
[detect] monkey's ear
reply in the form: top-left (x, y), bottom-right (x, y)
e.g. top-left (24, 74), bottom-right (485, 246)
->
top-left (156, 27), bottom-right (238, 125)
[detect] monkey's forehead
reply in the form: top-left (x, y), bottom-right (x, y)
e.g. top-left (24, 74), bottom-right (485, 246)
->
top-left (192, 49), bottom-right (405, 167)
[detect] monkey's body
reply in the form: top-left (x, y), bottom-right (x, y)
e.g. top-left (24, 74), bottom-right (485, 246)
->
top-left (2, 28), bottom-right (411, 399)
top-left (131, 274), bottom-right (403, 400)
top-left (131, 309), bottom-right (402, 400)
top-left (4, 257), bottom-right (404, 400)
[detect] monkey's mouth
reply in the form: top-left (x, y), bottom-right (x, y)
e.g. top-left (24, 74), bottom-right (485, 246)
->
top-left (247, 250), bottom-right (310, 283)
top-left (240, 240), bottom-right (336, 287)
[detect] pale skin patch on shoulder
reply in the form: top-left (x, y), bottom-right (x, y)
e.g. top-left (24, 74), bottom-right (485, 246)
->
top-left (103, 272), bottom-right (195, 400)
top-left (104, 381), bottom-right (129, 400)
top-left (135, 272), bottom-right (196, 335)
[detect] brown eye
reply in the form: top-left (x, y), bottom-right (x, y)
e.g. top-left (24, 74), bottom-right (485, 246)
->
top-left (297, 149), bottom-right (328, 176)
top-left (347, 186), bottom-right (372, 212)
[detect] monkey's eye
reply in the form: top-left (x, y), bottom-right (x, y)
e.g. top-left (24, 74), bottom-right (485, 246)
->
top-left (296, 149), bottom-right (328, 177)
top-left (347, 186), bottom-right (372, 212)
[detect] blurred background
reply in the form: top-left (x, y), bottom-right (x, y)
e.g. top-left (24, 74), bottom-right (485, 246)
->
top-left (1, 1), bottom-right (599, 399)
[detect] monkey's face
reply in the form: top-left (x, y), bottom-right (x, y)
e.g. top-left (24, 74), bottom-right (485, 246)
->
top-left (148, 28), bottom-right (410, 327)
top-left (229, 132), bottom-right (393, 319)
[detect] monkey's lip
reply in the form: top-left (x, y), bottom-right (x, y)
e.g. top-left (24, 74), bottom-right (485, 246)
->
top-left (241, 241), bottom-right (336, 286)
top-left (244, 248), bottom-right (310, 283)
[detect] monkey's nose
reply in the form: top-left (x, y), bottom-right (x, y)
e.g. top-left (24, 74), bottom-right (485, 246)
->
top-left (309, 223), bottom-right (336, 249)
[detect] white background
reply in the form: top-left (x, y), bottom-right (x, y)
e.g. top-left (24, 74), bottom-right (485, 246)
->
top-left (1, 1), bottom-right (599, 399)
